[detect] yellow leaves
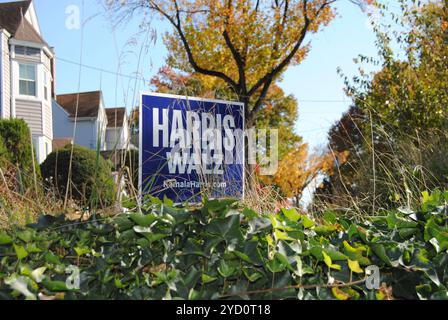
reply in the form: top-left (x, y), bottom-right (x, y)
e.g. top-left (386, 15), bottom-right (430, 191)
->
top-left (332, 287), bottom-right (360, 300)
top-left (343, 240), bottom-right (366, 254)
top-left (322, 251), bottom-right (341, 270)
top-left (265, 143), bottom-right (336, 200)
top-left (163, 0), bottom-right (337, 90)
top-left (347, 259), bottom-right (364, 274)
top-left (442, 21), bottom-right (448, 32)
top-left (331, 287), bottom-right (350, 300)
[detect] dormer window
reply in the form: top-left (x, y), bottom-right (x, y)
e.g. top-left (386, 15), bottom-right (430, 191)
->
top-left (15, 45), bottom-right (40, 57)
top-left (19, 63), bottom-right (37, 96)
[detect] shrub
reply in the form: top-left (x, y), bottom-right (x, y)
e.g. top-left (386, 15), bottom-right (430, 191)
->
top-left (0, 191), bottom-right (446, 300)
top-left (40, 145), bottom-right (116, 208)
top-left (0, 119), bottom-right (40, 188)
top-left (0, 136), bottom-right (7, 167)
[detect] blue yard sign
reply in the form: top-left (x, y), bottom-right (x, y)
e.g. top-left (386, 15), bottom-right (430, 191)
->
top-left (139, 92), bottom-right (245, 203)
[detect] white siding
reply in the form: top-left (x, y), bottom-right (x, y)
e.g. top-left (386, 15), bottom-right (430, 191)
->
top-left (15, 99), bottom-right (43, 135)
top-left (105, 114), bottom-right (130, 151)
top-left (43, 100), bottom-right (52, 138)
top-left (1, 31), bottom-right (11, 119)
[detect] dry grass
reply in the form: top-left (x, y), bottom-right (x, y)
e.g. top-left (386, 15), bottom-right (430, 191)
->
top-left (0, 164), bottom-right (63, 230)
top-left (311, 113), bottom-right (448, 218)
top-left (242, 169), bottom-right (291, 214)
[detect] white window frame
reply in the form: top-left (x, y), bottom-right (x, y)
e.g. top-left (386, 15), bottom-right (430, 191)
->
top-left (43, 71), bottom-right (49, 101)
top-left (18, 62), bottom-right (37, 98)
top-left (15, 45), bottom-right (40, 57)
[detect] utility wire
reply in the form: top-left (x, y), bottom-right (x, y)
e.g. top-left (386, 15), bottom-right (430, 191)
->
top-left (56, 57), bottom-right (353, 105)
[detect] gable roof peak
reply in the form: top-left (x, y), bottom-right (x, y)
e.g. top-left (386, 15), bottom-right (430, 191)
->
top-left (0, 1), bottom-right (32, 35)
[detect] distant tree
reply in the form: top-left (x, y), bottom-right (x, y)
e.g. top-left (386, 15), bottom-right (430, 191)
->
top-left (315, 1), bottom-right (448, 211)
top-left (108, 0), bottom-right (371, 127)
top-left (261, 143), bottom-right (341, 204)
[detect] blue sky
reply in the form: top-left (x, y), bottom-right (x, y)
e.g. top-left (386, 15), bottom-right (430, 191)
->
top-left (30, 0), bottom-right (380, 150)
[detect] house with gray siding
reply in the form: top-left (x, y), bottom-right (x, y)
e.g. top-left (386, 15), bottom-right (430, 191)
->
top-left (0, 0), bottom-right (55, 163)
top-left (54, 90), bottom-right (108, 151)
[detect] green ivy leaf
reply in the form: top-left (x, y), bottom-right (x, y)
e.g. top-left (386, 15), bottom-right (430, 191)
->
top-left (0, 232), bottom-right (13, 245)
top-left (41, 280), bottom-right (70, 292)
top-left (14, 244), bottom-right (28, 260)
top-left (371, 244), bottom-right (392, 266)
top-left (322, 251), bottom-right (341, 270)
top-left (16, 230), bottom-right (34, 243)
top-left (233, 250), bottom-right (253, 264)
top-left (201, 274), bottom-right (217, 284)
top-left (301, 216), bottom-right (315, 229)
top-left (282, 208), bottom-right (300, 222)
top-left (129, 213), bottom-right (157, 227)
top-left (218, 260), bottom-right (236, 278)
top-left (74, 246), bottom-right (90, 257)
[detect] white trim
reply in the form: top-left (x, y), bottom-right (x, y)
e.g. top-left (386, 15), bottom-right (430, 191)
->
top-left (68, 117), bottom-right (97, 121)
top-left (0, 32), bottom-right (3, 119)
top-left (26, 2), bottom-right (42, 36)
top-left (9, 38), bottom-right (44, 50)
top-left (10, 45), bottom-right (15, 117)
top-left (138, 93), bottom-right (142, 202)
top-left (0, 28), bottom-right (11, 38)
top-left (140, 91), bottom-right (245, 107)
top-left (16, 61), bottom-right (38, 99)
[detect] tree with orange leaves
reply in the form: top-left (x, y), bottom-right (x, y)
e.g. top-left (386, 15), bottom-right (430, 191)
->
top-left (263, 143), bottom-right (347, 204)
top-left (107, 0), bottom-right (372, 127)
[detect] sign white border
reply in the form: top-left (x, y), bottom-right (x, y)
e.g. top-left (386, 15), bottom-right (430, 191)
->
top-left (138, 91), bottom-right (246, 203)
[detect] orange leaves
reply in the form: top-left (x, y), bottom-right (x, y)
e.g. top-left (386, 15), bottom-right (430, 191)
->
top-left (162, 0), bottom-right (338, 90)
top-left (261, 143), bottom-right (336, 200)
top-left (264, 143), bottom-right (350, 201)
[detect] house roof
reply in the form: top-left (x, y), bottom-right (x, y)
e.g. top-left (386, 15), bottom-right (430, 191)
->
top-left (14, 15), bottom-right (46, 44)
top-left (105, 108), bottom-right (126, 128)
top-left (56, 91), bottom-right (102, 118)
top-left (0, 1), bottom-right (31, 34)
top-left (0, 1), bottom-right (46, 45)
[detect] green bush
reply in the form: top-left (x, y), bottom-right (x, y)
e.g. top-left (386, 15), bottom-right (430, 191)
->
top-left (0, 136), bottom-right (7, 167)
top-left (0, 119), bottom-right (40, 186)
top-left (40, 145), bottom-right (116, 207)
top-left (0, 191), bottom-right (446, 300)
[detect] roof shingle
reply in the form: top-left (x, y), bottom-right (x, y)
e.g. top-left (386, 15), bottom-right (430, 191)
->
top-left (106, 108), bottom-right (126, 128)
top-left (0, 1), bottom-right (47, 45)
top-left (0, 0), bottom-right (31, 34)
top-left (56, 91), bottom-right (102, 118)
top-left (14, 15), bottom-right (46, 44)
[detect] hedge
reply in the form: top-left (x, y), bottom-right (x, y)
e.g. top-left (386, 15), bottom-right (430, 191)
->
top-left (0, 119), bottom-right (40, 187)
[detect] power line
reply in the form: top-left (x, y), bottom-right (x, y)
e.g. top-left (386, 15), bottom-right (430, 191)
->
top-left (55, 56), bottom-right (353, 105)
top-left (56, 57), bottom-right (147, 82)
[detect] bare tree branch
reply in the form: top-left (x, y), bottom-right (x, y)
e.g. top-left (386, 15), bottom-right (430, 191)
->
top-left (247, 0), bottom-right (336, 98)
top-left (222, 1), bottom-right (247, 95)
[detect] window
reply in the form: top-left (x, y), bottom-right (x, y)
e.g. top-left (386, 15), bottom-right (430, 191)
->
top-left (44, 72), bottom-right (48, 100)
top-left (19, 64), bottom-right (37, 96)
top-left (15, 46), bottom-right (40, 57)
